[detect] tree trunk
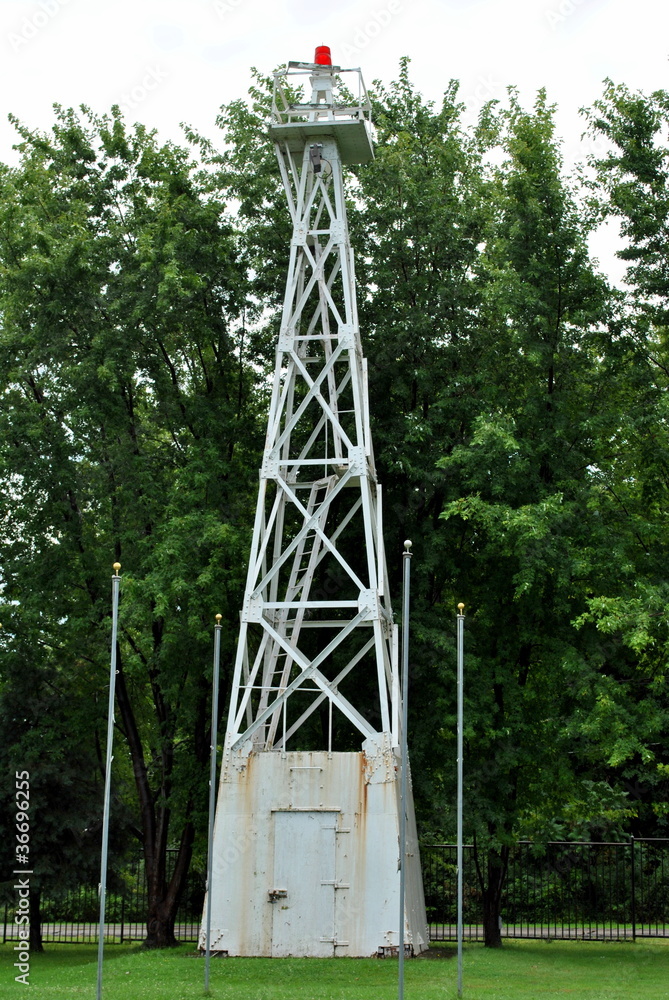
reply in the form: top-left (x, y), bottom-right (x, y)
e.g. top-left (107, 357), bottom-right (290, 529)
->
top-left (482, 892), bottom-right (502, 948)
top-left (475, 844), bottom-right (509, 948)
top-left (144, 904), bottom-right (178, 949)
top-left (28, 889), bottom-right (43, 953)
top-left (143, 821), bottom-right (195, 949)
top-left (114, 630), bottom-right (206, 950)
top-left (114, 647), bottom-right (185, 949)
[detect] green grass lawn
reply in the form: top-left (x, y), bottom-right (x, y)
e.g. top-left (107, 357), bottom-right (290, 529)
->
top-left (1, 939), bottom-right (668, 999)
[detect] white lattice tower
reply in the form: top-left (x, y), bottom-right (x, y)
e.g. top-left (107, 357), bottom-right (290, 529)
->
top-left (225, 52), bottom-right (399, 756)
top-left (203, 49), bottom-right (428, 958)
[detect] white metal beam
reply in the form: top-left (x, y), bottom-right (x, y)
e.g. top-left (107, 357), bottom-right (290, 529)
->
top-left (223, 61), bottom-right (399, 755)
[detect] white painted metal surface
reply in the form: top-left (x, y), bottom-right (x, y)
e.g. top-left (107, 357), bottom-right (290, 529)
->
top-left (272, 810), bottom-right (337, 956)
top-left (200, 738), bottom-right (427, 957)
top-left (201, 50), bottom-right (428, 958)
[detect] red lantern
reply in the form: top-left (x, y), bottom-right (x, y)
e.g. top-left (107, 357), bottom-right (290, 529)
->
top-left (314, 45), bottom-right (332, 66)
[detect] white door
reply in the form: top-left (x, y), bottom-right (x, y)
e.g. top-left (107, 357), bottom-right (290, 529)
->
top-left (271, 811), bottom-right (337, 957)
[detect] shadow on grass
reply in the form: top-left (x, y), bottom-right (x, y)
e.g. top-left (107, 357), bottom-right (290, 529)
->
top-left (417, 945), bottom-right (457, 960)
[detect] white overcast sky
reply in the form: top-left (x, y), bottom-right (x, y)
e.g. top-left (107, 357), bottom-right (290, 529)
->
top-left (0, 0), bottom-right (666, 279)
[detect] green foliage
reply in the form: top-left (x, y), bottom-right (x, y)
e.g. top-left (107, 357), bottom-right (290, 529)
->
top-left (211, 66), bottom-right (669, 945)
top-left (0, 104), bottom-right (263, 945)
top-left (574, 81), bottom-right (669, 826)
top-left (2, 63), bottom-right (669, 953)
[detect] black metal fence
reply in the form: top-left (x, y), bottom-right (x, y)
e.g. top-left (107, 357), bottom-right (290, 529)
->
top-left (4, 840), bottom-right (668, 945)
top-left (2, 851), bottom-right (205, 945)
top-left (423, 839), bottom-right (669, 942)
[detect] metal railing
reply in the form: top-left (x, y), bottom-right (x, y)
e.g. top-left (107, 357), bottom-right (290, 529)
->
top-left (4, 839), bottom-right (667, 945)
top-left (423, 839), bottom-right (669, 942)
top-left (2, 851), bottom-right (205, 945)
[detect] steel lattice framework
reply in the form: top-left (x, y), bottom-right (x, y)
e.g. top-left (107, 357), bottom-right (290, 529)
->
top-left (225, 58), bottom-right (399, 756)
top-left (203, 53), bottom-right (428, 959)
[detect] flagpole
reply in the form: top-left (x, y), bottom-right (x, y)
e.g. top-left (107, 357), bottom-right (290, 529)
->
top-left (456, 602), bottom-right (465, 998)
top-left (204, 614), bottom-right (222, 995)
top-left (97, 562), bottom-right (121, 1000)
top-left (399, 540), bottom-right (412, 1000)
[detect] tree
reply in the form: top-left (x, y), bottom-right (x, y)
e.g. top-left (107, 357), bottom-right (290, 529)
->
top-left (346, 65), bottom-right (496, 825)
top-left (573, 81), bottom-right (669, 830)
top-left (0, 106), bottom-right (262, 946)
top-left (4, 67), bottom-right (669, 954)
top-left (433, 89), bottom-right (655, 944)
top-left (219, 64), bottom-right (637, 944)
top-left (351, 69), bottom-right (631, 944)
top-left (0, 631), bottom-right (134, 952)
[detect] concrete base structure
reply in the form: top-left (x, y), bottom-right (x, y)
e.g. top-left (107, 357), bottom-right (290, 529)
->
top-left (199, 734), bottom-right (428, 957)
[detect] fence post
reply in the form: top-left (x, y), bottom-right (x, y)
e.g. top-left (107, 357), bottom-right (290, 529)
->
top-left (120, 893), bottom-right (125, 945)
top-left (630, 836), bottom-right (636, 942)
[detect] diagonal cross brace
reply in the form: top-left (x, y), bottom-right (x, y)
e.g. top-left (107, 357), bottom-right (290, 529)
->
top-left (230, 607), bottom-right (374, 750)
